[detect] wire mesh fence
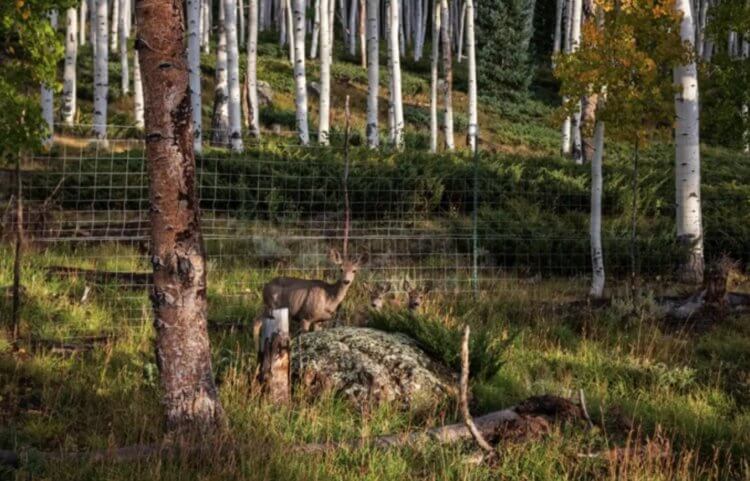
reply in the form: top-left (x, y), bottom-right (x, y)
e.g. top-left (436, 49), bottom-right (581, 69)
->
top-left (2, 131), bottom-right (749, 338)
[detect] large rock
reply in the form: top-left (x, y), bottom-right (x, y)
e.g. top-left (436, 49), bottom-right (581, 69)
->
top-left (292, 327), bottom-right (456, 410)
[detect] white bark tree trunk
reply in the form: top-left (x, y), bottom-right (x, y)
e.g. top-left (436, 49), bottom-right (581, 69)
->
top-left (286, 0), bottom-right (296, 62)
top-left (429, 0), bottom-right (440, 153)
top-left (440, 0), bottom-right (454, 150)
top-left (590, 118), bottom-right (605, 298)
top-left (387, 0), bottom-right (404, 149)
top-left (349, 0), bottom-right (358, 56)
top-left (212, 0), bottom-right (230, 145)
top-left (224, 0), bottom-right (245, 151)
top-left (570, 0), bottom-right (583, 164)
top-left (465, 0), bottom-right (477, 152)
top-left (42, 10), bottom-right (58, 146)
top-left (456, 1), bottom-right (465, 63)
top-left (248, 0), bottom-right (260, 137)
top-left (366, 0), bottom-right (379, 147)
top-left (203, 0), bottom-right (212, 54)
top-left (188, 0), bottom-right (203, 152)
top-left (110, 0), bottom-right (119, 53)
top-left (412, 0), bottom-right (424, 60)
top-left (673, 0), bottom-right (704, 283)
top-left (552, 0), bottom-right (563, 66)
top-left (94, 0), bottom-right (109, 142)
top-left (119, 0), bottom-right (129, 95)
top-left (62, 7), bottom-right (78, 126)
top-left (310, 0), bottom-right (320, 57)
top-left (133, 50), bottom-right (144, 128)
top-left (79, 0), bottom-right (87, 46)
top-left (293, 0), bottom-right (310, 144)
top-left (319, 0), bottom-right (331, 144)
top-left (90, 0), bottom-right (97, 56)
top-left (359, 0), bottom-right (366, 67)
top-left (239, 0), bottom-right (246, 48)
top-left (560, 0), bottom-right (573, 155)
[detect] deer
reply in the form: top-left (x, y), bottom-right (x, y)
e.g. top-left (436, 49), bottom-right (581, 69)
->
top-left (403, 280), bottom-right (431, 312)
top-left (253, 249), bottom-right (368, 343)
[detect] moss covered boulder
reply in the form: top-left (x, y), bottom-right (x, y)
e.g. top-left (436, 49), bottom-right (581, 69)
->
top-left (292, 327), bottom-right (456, 409)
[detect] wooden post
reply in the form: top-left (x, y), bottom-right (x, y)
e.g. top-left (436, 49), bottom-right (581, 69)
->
top-left (256, 308), bottom-right (291, 404)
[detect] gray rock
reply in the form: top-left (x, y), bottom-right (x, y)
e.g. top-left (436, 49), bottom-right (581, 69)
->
top-left (257, 80), bottom-right (274, 107)
top-left (292, 327), bottom-right (457, 410)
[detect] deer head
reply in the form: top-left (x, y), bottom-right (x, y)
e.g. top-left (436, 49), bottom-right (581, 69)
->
top-left (363, 282), bottom-right (392, 310)
top-left (403, 280), bottom-right (431, 311)
top-left (329, 248), bottom-right (368, 287)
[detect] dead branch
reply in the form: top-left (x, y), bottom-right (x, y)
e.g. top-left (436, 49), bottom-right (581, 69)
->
top-left (460, 325), bottom-right (495, 454)
top-left (578, 388), bottom-right (594, 429)
top-left (296, 407), bottom-right (520, 454)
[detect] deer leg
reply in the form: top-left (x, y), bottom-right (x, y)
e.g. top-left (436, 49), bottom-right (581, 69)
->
top-left (301, 319), bottom-right (312, 332)
top-left (312, 321), bottom-right (324, 332)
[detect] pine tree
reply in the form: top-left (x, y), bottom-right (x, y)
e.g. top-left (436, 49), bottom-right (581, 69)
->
top-left (475, 0), bottom-right (536, 97)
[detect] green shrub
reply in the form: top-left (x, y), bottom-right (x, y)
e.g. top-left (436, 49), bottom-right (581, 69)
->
top-left (368, 310), bottom-right (511, 381)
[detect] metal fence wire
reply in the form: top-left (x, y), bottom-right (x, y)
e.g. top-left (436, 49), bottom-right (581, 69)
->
top-left (1, 134), bottom-right (746, 337)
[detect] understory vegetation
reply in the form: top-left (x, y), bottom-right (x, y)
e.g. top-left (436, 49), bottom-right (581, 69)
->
top-left (2, 21), bottom-right (750, 481)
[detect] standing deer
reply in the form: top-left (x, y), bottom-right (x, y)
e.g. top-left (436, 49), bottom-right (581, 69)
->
top-left (254, 249), bottom-right (368, 342)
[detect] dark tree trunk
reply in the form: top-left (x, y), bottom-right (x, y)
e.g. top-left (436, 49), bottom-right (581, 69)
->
top-left (135, 0), bottom-right (223, 433)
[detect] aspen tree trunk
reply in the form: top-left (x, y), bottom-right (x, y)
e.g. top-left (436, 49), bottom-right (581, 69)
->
top-left (419, 0), bottom-right (428, 58)
top-left (135, 0), bottom-right (224, 432)
top-left (212, 0), bottom-right (230, 145)
top-left (413, 0), bottom-right (423, 60)
top-left (366, 0), bottom-right (379, 147)
top-left (359, 0), bottom-right (366, 67)
top-left (398, 0), bottom-right (405, 56)
top-left (569, 0), bottom-right (583, 164)
top-left (94, 0), bottom-right (109, 142)
top-left (119, 0), bottom-right (129, 95)
top-left (202, 0), bottom-right (212, 54)
top-left (224, 0), bottom-right (245, 151)
top-left (560, 0), bottom-right (573, 155)
top-left (440, 0), bottom-right (454, 150)
top-left (80, 0), bottom-right (87, 46)
top-left (349, 0), bottom-right (358, 56)
top-left (386, 1), bottom-right (395, 143)
top-left (111, 0), bottom-right (119, 53)
top-left (133, 50), bottom-right (145, 128)
top-left (292, 0), bottom-right (310, 144)
top-left (62, 8), bottom-right (78, 126)
top-left (319, 0), bottom-right (331, 144)
top-left (673, 0), bottom-right (704, 283)
top-left (429, 0), bottom-right (440, 153)
top-left (387, 0), bottom-right (404, 148)
top-left (465, 0), bottom-right (477, 152)
top-left (42, 11), bottom-right (58, 146)
top-left (310, 0), bottom-right (320, 58)
top-left (579, 0), bottom-right (597, 162)
top-left (590, 117), bottom-right (605, 298)
top-left (188, 0), bottom-right (203, 153)
top-left (239, 0), bottom-right (246, 48)
top-left (248, 0), bottom-right (260, 137)
top-left (457, 1), bottom-right (465, 63)
top-left (280, 0), bottom-right (287, 46)
top-left (552, 0), bottom-right (563, 66)
top-left (696, 0), bottom-right (706, 57)
top-left (123, 0), bottom-right (131, 38)
top-left (90, 0), bottom-right (98, 56)
top-left (286, 0), bottom-right (296, 62)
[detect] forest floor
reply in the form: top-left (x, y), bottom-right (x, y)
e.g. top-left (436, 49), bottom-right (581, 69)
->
top-left (2, 36), bottom-right (750, 480)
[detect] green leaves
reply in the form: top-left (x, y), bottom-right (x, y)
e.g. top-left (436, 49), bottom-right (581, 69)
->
top-left (0, 0), bottom-right (73, 159)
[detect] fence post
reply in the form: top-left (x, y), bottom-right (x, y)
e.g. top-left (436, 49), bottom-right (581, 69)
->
top-left (471, 144), bottom-right (479, 300)
top-left (12, 153), bottom-right (24, 342)
top-left (256, 307), bottom-right (291, 404)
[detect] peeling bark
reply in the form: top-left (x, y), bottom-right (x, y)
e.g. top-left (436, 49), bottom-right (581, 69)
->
top-left (366, 0), bottom-right (379, 147)
top-left (136, 0), bottom-right (224, 433)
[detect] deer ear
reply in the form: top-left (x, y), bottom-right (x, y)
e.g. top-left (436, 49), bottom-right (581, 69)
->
top-left (383, 283), bottom-right (392, 293)
top-left (403, 279), bottom-right (411, 291)
top-left (328, 248), bottom-right (343, 265)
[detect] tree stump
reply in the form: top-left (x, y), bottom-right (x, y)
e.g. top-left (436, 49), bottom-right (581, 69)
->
top-left (256, 308), bottom-right (291, 404)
